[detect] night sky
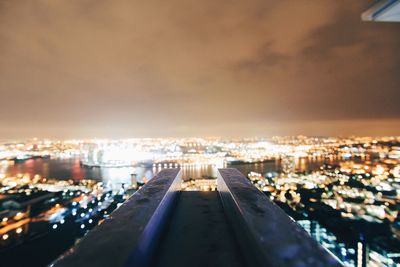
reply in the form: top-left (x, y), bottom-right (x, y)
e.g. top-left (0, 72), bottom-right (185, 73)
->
top-left (0, 0), bottom-right (399, 138)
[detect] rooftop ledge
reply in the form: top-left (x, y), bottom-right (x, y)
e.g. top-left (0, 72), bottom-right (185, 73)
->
top-left (362, 0), bottom-right (400, 22)
top-left (51, 168), bottom-right (343, 267)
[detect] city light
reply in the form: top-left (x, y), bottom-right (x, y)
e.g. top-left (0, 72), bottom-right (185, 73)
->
top-left (0, 136), bottom-right (399, 266)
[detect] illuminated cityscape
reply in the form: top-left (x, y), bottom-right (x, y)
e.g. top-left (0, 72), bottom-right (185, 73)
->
top-left (0, 0), bottom-right (399, 266)
top-left (0, 136), bottom-right (399, 266)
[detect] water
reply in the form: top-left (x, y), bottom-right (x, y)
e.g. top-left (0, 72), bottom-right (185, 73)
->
top-left (1, 157), bottom-right (147, 183)
top-left (232, 157), bottom-right (332, 176)
top-left (1, 158), bottom-right (222, 190)
top-left (1, 156), bottom-right (331, 186)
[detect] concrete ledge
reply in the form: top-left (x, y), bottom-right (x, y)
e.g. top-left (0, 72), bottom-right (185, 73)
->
top-left (362, 0), bottom-right (400, 22)
top-left (51, 168), bottom-right (182, 267)
top-left (217, 168), bottom-right (343, 267)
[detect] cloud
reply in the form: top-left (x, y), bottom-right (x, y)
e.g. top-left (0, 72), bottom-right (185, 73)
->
top-left (0, 0), bottom-right (399, 138)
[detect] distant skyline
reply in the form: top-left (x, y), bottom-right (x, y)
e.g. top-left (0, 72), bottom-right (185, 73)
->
top-left (0, 1), bottom-right (399, 138)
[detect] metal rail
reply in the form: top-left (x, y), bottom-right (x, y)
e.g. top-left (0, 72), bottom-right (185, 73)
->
top-left (217, 168), bottom-right (343, 267)
top-left (51, 167), bottom-right (343, 267)
top-left (51, 168), bottom-right (182, 267)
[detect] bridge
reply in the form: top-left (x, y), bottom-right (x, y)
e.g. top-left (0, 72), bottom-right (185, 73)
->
top-left (51, 168), bottom-right (343, 267)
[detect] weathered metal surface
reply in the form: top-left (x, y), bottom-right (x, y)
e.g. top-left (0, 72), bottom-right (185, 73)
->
top-left (51, 168), bottom-right (181, 267)
top-left (152, 191), bottom-right (247, 267)
top-left (217, 168), bottom-right (343, 267)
